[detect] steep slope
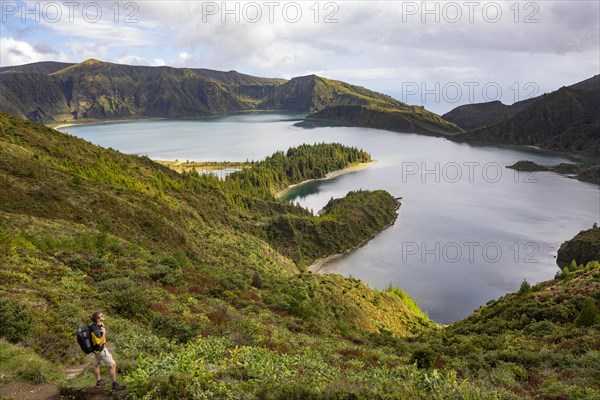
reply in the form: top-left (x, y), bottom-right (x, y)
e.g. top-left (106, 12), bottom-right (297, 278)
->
top-left (452, 86), bottom-right (600, 157)
top-left (443, 74), bottom-right (600, 130)
top-left (1, 113), bottom-right (599, 399)
top-left (441, 100), bottom-right (517, 130)
top-left (557, 226), bottom-right (600, 265)
top-left (0, 60), bottom-right (276, 124)
top-left (259, 74), bottom-right (407, 112)
top-left (0, 110), bottom-right (428, 347)
top-left (0, 61), bottom-right (461, 135)
top-left (0, 61), bottom-right (74, 75)
top-left (266, 75), bottom-right (461, 135)
top-left (307, 104), bottom-right (462, 136)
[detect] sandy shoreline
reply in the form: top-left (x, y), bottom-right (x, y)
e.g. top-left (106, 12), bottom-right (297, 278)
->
top-left (51, 111), bottom-right (307, 131)
top-left (51, 117), bottom-right (167, 130)
top-left (308, 200), bottom-right (400, 274)
top-left (276, 161), bottom-right (376, 199)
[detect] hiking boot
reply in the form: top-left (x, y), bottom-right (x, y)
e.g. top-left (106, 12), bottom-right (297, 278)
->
top-left (96, 379), bottom-right (106, 387)
top-left (112, 381), bottom-right (126, 391)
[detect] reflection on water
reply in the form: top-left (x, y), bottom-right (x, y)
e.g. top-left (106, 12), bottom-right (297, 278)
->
top-left (66, 113), bottom-right (600, 323)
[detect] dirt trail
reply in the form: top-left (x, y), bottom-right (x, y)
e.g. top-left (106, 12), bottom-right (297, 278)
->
top-left (0, 363), bottom-right (117, 400)
top-left (0, 382), bottom-right (59, 400)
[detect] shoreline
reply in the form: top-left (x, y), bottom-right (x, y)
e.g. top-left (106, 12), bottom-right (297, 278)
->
top-left (276, 161), bottom-right (376, 199)
top-left (308, 200), bottom-right (401, 273)
top-left (51, 111), bottom-right (307, 131)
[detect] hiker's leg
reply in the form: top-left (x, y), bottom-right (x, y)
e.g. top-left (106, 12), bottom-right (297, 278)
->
top-left (93, 363), bottom-right (101, 381)
top-left (109, 364), bottom-right (117, 382)
top-left (99, 348), bottom-right (117, 382)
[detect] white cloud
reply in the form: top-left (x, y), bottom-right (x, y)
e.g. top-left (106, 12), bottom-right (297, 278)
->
top-left (0, 37), bottom-right (67, 66)
top-left (116, 55), bottom-right (167, 66)
top-left (1, 0), bottom-right (597, 111)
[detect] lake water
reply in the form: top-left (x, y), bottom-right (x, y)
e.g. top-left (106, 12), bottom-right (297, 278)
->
top-left (64, 113), bottom-right (600, 323)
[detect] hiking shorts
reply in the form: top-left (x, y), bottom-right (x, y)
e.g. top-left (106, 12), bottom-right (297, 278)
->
top-left (93, 348), bottom-right (116, 367)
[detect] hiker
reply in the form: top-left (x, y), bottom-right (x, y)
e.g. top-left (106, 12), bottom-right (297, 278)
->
top-left (90, 311), bottom-right (125, 391)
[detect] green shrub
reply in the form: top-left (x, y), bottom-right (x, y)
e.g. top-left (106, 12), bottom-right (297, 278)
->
top-left (575, 297), bottom-right (600, 327)
top-left (410, 347), bottom-right (438, 369)
top-left (97, 278), bottom-right (152, 320)
top-left (0, 298), bottom-right (34, 342)
top-left (518, 280), bottom-right (532, 295)
top-left (151, 314), bottom-right (197, 344)
top-left (0, 339), bottom-right (61, 384)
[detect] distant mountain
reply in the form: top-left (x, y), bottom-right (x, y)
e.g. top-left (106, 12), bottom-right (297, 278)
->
top-left (0, 61), bottom-right (74, 75)
top-left (452, 86), bottom-right (600, 157)
top-left (306, 105), bottom-right (462, 136)
top-left (443, 75), bottom-right (600, 130)
top-left (266, 75), bottom-right (461, 135)
top-left (0, 59), bottom-right (282, 123)
top-left (0, 59), bottom-right (460, 135)
top-left (441, 100), bottom-right (520, 131)
top-left (260, 75), bottom-right (406, 112)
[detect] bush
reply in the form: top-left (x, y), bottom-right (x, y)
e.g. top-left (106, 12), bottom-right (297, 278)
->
top-left (0, 339), bottom-right (61, 384)
top-left (151, 314), bottom-right (197, 344)
top-left (97, 278), bottom-right (152, 320)
top-left (410, 347), bottom-right (438, 369)
top-left (0, 299), bottom-right (34, 342)
top-left (575, 297), bottom-right (600, 327)
top-left (518, 280), bottom-right (532, 295)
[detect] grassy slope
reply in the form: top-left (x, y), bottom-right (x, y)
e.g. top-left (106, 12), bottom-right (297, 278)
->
top-left (557, 227), bottom-right (600, 266)
top-left (1, 113), bottom-right (599, 399)
top-left (267, 75), bottom-right (462, 135)
top-left (442, 75), bottom-right (600, 130)
top-left (0, 113), bottom-right (447, 396)
top-left (452, 86), bottom-right (600, 157)
top-left (0, 60), bottom-right (461, 135)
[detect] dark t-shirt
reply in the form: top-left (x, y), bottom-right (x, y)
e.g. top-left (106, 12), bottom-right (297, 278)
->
top-left (90, 323), bottom-right (106, 352)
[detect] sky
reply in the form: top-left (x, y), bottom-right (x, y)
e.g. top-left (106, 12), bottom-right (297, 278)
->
top-left (1, 0), bottom-right (598, 114)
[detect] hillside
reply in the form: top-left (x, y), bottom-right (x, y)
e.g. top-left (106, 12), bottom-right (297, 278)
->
top-left (0, 112), bottom-right (436, 397)
top-left (441, 100), bottom-right (521, 131)
top-left (557, 226), bottom-right (600, 266)
top-left (306, 104), bottom-right (463, 136)
top-left (0, 59), bottom-right (279, 123)
top-left (0, 60), bottom-right (460, 135)
top-left (0, 61), bottom-right (74, 75)
top-left (265, 75), bottom-right (461, 135)
top-left (1, 114), bottom-right (599, 399)
top-left (452, 86), bottom-right (600, 157)
top-left (443, 75), bottom-right (600, 130)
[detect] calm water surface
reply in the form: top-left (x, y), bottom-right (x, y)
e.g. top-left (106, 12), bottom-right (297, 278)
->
top-left (65, 113), bottom-right (600, 323)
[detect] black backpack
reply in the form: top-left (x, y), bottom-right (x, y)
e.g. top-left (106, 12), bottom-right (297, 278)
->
top-left (76, 325), bottom-right (94, 354)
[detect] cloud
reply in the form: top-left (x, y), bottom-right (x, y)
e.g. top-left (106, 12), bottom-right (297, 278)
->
top-left (116, 55), bottom-right (166, 66)
top-left (0, 37), bottom-right (66, 65)
top-left (1, 0), bottom-right (597, 112)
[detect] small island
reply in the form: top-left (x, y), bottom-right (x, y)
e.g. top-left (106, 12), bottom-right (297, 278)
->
top-left (507, 160), bottom-right (600, 184)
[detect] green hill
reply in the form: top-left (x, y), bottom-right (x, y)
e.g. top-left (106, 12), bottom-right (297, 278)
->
top-left (557, 226), bottom-right (600, 266)
top-left (263, 75), bottom-right (461, 135)
top-left (306, 104), bottom-right (462, 136)
top-left (443, 75), bottom-right (600, 130)
top-left (452, 86), bottom-right (600, 157)
top-left (0, 60), bottom-right (460, 135)
top-left (1, 114), bottom-right (599, 399)
top-left (0, 59), bottom-right (278, 123)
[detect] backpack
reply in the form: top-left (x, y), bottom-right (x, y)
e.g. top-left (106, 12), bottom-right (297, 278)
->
top-left (76, 325), bottom-right (94, 354)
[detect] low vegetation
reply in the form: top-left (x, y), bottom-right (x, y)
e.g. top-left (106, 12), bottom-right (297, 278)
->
top-left (1, 112), bottom-right (599, 399)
